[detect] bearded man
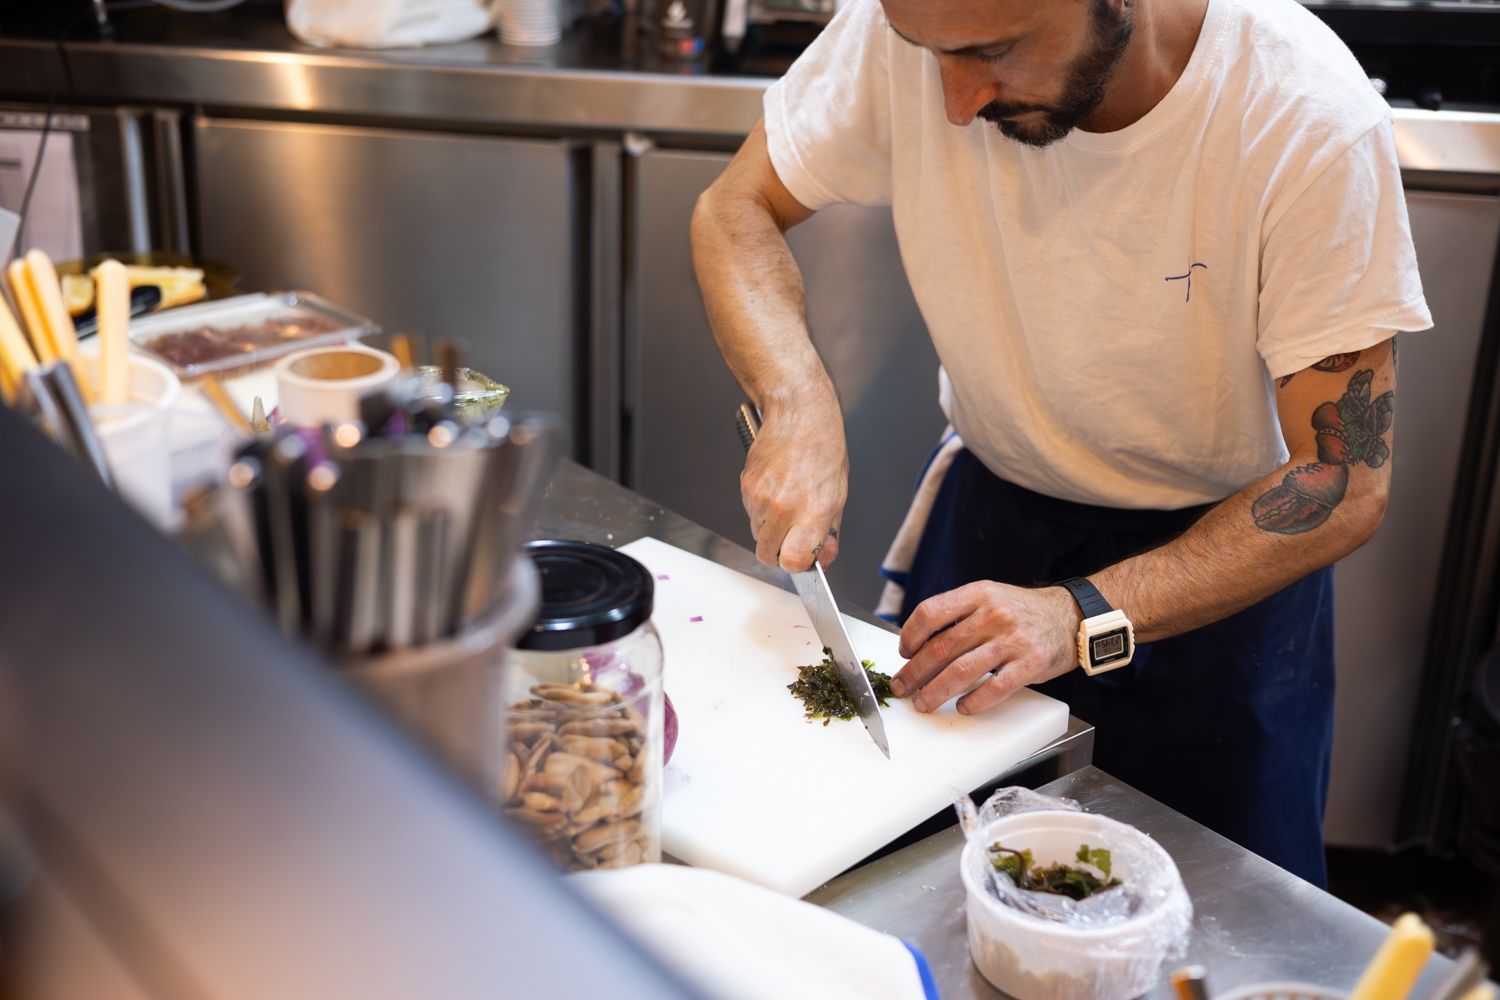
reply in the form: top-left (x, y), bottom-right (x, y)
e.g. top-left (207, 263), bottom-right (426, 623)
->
top-left (691, 0), bottom-right (1431, 886)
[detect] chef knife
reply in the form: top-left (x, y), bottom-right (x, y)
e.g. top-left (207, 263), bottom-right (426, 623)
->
top-left (735, 402), bottom-right (891, 758)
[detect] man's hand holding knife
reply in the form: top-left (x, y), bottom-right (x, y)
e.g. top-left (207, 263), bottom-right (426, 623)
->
top-left (740, 390), bottom-right (849, 574)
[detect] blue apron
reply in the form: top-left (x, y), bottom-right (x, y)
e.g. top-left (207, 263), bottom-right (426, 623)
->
top-left (899, 448), bottom-right (1335, 888)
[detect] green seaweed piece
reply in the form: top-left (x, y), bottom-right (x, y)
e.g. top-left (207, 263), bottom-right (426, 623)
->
top-left (1076, 844), bottom-right (1113, 878)
top-left (987, 840), bottom-right (1122, 900)
top-left (787, 647), bottom-right (895, 724)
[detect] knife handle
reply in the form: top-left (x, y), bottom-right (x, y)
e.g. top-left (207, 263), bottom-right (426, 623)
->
top-left (735, 401), bottom-right (762, 453)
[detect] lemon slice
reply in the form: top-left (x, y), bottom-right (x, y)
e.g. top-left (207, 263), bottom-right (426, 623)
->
top-left (62, 273), bottom-right (94, 316)
top-left (87, 263), bottom-right (207, 311)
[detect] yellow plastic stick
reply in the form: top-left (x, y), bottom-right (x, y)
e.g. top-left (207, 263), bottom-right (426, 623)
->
top-left (1348, 913), bottom-right (1435, 1000)
top-left (25, 250), bottom-right (92, 402)
top-left (7, 258), bottom-right (54, 363)
top-left (94, 259), bottom-right (130, 405)
top-left (0, 293), bottom-right (39, 400)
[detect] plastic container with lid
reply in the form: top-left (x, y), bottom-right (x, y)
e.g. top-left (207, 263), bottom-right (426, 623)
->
top-left (502, 539), bottom-right (664, 871)
top-left (960, 807), bottom-right (1193, 1000)
top-left (126, 291), bottom-right (377, 379)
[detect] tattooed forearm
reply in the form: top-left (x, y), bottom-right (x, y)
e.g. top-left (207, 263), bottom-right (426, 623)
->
top-left (1252, 368), bottom-right (1394, 534)
top-left (1276, 351), bottom-right (1362, 389)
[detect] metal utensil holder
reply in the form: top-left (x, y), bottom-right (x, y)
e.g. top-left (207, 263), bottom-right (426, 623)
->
top-left (343, 556), bottom-right (540, 791)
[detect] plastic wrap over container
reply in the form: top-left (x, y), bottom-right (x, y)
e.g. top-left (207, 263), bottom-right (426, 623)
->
top-left (957, 787), bottom-right (1192, 1000)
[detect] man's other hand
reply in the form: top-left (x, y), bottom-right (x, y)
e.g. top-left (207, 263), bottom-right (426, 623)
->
top-left (892, 582), bottom-right (1082, 714)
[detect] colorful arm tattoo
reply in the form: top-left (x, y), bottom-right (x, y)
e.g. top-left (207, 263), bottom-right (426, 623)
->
top-left (1276, 351), bottom-right (1361, 389)
top-left (1252, 368), bottom-right (1394, 534)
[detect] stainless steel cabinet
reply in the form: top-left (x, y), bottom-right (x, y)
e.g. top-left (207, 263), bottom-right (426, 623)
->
top-left (1325, 191), bottom-right (1500, 848)
top-left (627, 148), bottom-right (947, 608)
top-left (194, 119), bottom-right (585, 452)
top-left (191, 117), bottom-right (1500, 851)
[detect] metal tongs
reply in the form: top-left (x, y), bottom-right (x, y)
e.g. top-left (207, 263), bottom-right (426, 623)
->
top-left (14, 362), bottom-right (113, 486)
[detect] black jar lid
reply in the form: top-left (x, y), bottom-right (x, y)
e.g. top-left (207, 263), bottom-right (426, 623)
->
top-left (518, 539), bottom-right (654, 651)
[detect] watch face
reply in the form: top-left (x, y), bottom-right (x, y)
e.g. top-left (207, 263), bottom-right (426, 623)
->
top-left (1089, 628), bottom-right (1131, 666)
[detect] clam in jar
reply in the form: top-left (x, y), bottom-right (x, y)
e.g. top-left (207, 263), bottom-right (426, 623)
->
top-left (502, 540), bottom-right (663, 871)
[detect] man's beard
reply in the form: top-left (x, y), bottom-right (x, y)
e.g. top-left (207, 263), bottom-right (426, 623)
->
top-left (976, 0), bottom-right (1133, 148)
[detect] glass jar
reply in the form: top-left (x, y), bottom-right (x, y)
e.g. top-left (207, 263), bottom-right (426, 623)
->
top-left (501, 539), bottom-right (663, 871)
top-left (410, 364), bottom-right (510, 423)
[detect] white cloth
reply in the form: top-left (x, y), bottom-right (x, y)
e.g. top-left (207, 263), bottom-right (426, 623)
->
top-left (286, 0), bottom-right (496, 48)
top-left (764, 0), bottom-right (1432, 510)
top-left (569, 864), bottom-right (936, 1000)
top-left (876, 427), bottom-right (963, 622)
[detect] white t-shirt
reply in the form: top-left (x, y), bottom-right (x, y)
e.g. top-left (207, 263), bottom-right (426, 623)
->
top-left (763, 0), bottom-right (1433, 509)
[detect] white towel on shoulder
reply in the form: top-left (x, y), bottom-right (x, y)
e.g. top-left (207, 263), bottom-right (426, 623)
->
top-left (875, 428), bottom-right (964, 623)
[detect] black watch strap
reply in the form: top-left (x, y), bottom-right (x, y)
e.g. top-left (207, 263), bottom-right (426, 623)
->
top-left (1059, 577), bottom-right (1112, 619)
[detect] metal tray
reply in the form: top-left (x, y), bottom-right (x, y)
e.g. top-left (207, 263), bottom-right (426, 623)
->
top-left (127, 291), bottom-right (379, 379)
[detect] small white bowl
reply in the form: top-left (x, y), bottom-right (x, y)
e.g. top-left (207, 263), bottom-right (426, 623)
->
top-left (274, 343), bottom-right (398, 428)
top-left (959, 810), bottom-right (1192, 1000)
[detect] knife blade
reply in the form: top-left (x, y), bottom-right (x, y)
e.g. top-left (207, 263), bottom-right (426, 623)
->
top-left (735, 402), bottom-right (891, 758)
top-left (791, 562), bottom-right (891, 757)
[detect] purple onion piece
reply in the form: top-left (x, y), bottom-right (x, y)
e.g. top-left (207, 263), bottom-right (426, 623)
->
top-left (663, 691), bottom-right (678, 766)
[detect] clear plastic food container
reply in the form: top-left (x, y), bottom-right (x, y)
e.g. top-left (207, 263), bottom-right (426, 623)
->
top-left (127, 291), bottom-right (378, 379)
top-left (960, 806), bottom-right (1193, 1000)
top-left (502, 540), bottom-right (664, 872)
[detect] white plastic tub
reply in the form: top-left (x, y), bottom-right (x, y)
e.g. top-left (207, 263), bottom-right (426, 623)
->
top-left (77, 350), bottom-right (181, 528)
top-left (959, 809), bottom-right (1192, 1000)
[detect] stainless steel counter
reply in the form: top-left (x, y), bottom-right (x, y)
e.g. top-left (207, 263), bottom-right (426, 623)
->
top-left (0, 8), bottom-right (769, 139)
top-left (2, 6), bottom-right (1499, 167)
top-left (533, 462), bottom-right (1474, 999)
top-left (811, 766), bottom-right (1469, 1000)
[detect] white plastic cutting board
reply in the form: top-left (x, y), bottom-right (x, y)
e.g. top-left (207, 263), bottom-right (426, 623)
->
top-left (621, 537), bottom-right (1071, 898)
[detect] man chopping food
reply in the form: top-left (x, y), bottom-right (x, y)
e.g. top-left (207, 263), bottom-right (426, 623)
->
top-left (690, 0), bottom-right (1431, 887)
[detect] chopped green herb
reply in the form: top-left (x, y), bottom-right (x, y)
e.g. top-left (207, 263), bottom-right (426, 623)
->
top-left (988, 841), bottom-right (1122, 900)
top-left (787, 647), bottom-right (895, 725)
top-left (1076, 843), bottom-right (1112, 878)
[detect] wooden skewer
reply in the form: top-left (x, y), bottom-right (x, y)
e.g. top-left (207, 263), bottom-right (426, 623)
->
top-left (7, 258), bottom-right (54, 363)
top-left (94, 259), bottom-right (131, 406)
top-left (437, 338), bottom-right (461, 391)
top-left (1169, 966), bottom-right (1209, 1000)
top-left (198, 374), bottom-right (254, 436)
top-left (389, 332), bottom-right (415, 371)
top-left (24, 251), bottom-right (92, 403)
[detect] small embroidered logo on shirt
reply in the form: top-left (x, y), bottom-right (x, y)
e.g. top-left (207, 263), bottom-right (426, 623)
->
top-left (1165, 262), bottom-right (1208, 302)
